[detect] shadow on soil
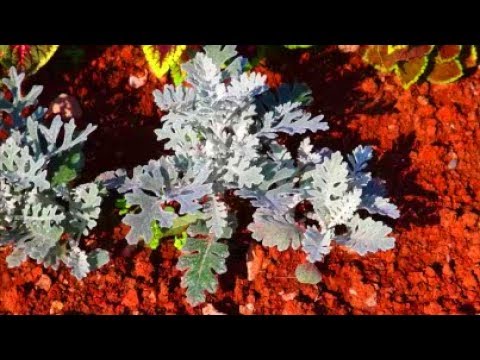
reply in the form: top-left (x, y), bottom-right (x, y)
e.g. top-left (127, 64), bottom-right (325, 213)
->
top-left (377, 132), bottom-right (440, 229)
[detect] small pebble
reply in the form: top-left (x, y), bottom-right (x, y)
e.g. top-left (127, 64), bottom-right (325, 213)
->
top-left (35, 274), bottom-right (52, 292)
top-left (50, 300), bottom-right (64, 314)
top-left (448, 158), bottom-right (458, 170)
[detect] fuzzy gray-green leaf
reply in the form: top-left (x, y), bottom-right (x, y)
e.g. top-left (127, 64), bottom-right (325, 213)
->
top-left (177, 237), bottom-right (229, 306)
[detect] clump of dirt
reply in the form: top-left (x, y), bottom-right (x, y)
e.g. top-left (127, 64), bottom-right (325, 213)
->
top-left (2, 45), bottom-right (480, 314)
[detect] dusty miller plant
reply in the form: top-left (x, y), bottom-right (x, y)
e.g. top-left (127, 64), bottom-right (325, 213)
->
top-left (0, 67), bottom-right (109, 279)
top-left (104, 45), bottom-right (399, 306)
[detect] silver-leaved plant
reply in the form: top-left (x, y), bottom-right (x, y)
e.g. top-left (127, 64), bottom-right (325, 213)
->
top-left (0, 67), bottom-right (109, 279)
top-left (105, 45), bottom-right (399, 306)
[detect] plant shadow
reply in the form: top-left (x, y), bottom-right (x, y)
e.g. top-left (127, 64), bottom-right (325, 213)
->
top-left (376, 132), bottom-right (440, 229)
top-left (258, 46), bottom-right (398, 128)
top-left (27, 45), bottom-right (170, 184)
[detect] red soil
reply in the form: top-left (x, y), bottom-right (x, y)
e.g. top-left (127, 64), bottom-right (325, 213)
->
top-left (2, 45), bottom-right (480, 314)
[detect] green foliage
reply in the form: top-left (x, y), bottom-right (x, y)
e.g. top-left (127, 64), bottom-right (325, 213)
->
top-left (284, 45), bottom-right (314, 49)
top-left (115, 197), bottom-right (131, 216)
top-left (0, 45), bottom-right (58, 75)
top-left (363, 45), bottom-right (477, 89)
top-left (174, 232), bottom-right (188, 250)
top-left (115, 196), bottom-right (202, 250)
top-left (148, 220), bottom-right (163, 250)
top-left (0, 67), bottom-right (107, 279)
top-left (176, 236), bottom-right (229, 306)
top-left (295, 263), bottom-right (322, 284)
top-left (50, 147), bottom-right (85, 186)
top-left (60, 46), bottom-right (86, 68)
top-left (104, 45), bottom-right (399, 307)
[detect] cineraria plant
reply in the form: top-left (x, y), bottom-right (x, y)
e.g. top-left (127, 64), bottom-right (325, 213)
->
top-left (104, 45), bottom-right (399, 306)
top-left (0, 67), bottom-right (109, 279)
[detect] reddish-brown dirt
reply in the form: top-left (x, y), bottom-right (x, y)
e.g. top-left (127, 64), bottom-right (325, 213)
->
top-left (1, 45), bottom-right (480, 314)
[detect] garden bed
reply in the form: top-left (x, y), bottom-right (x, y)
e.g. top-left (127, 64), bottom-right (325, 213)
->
top-left (1, 45), bottom-right (480, 314)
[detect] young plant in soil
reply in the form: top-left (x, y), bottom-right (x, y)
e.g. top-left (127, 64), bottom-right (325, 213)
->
top-left (0, 67), bottom-right (109, 279)
top-left (102, 45), bottom-right (400, 306)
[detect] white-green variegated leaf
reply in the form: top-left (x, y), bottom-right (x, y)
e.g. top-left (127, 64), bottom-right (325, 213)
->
top-left (153, 85), bottom-right (196, 112)
top-left (203, 45), bottom-right (243, 78)
top-left (6, 247), bottom-right (27, 267)
top-left (46, 118), bottom-right (97, 157)
top-left (336, 215), bottom-right (395, 256)
top-left (69, 183), bottom-right (102, 236)
top-left (204, 196), bottom-right (229, 239)
top-left (224, 157), bottom-right (263, 189)
top-left (0, 137), bottom-right (49, 191)
top-left (348, 145), bottom-right (373, 188)
top-left (311, 151), bottom-right (349, 199)
top-left (256, 83), bottom-right (313, 115)
top-left (248, 210), bottom-right (303, 251)
top-left (182, 53), bottom-right (222, 99)
top-left (302, 227), bottom-right (333, 263)
top-left (1, 67), bottom-right (44, 129)
top-left (361, 194), bottom-right (400, 219)
top-left (326, 188), bottom-right (362, 227)
top-left (123, 190), bottom-right (177, 244)
top-left (22, 202), bottom-right (65, 227)
top-left (154, 115), bottom-right (199, 150)
top-left (297, 138), bottom-right (327, 166)
top-left (226, 72), bottom-right (268, 101)
top-left (22, 224), bottom-right (64, 262)
top-left (360, 178), bottom-right (400, 219)
top-left (87, 248), bottom-right (110, 270)
top-left (63, 245), bottom-right (91, 279)
top-left (259, 102), bottom-right (328, 138)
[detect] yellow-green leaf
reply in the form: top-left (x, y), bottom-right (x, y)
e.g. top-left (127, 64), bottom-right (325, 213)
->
top-left (394, 56), bottom-right (428, 89)
top-left (436, 45), bottom-right (462, 63)
top-left (427, 59), bottom-right (463, 84)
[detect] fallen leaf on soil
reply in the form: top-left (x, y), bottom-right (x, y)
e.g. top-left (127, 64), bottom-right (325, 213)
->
top-left (295, 263), bottom-right (322, 284)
